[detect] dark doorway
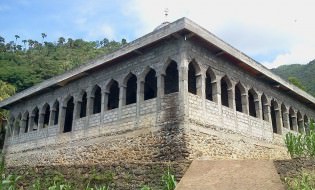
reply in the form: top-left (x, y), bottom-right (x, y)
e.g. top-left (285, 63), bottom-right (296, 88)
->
top-left (64, 97), bottom-right (74, 133)
top-left (164, 61), bottom-right (179, 94)
top-left (271, 100), bottom-right (277, 133)
top-left (25, 113), bottom-right (29, 133)
top-left (126, 74), bottom-right (137, 105)
top-left (144, 69), bottom-right (157, 100)
top-left (248, 92), bottom-right (256, 117)
top-left (33, 107), bottom-right (39, 131)
top-left (108, 80), bottom-right (119, 110)
top-left (205, 72), bottom-right (213, 101)
top-left (93, 86), bottom-right (102, 114)
top-left (221, 79), bottom-right (229, 107)
top-left (80, 92), bottom-right (87, 118)
top-left (43, 105), bottom-right (50, 127)
top-left (54, 101), bottom-right (59, 125)
top-left (188, 63), bottom-right (197, 94)
top-left (235, 86), bottom-right (242, 112)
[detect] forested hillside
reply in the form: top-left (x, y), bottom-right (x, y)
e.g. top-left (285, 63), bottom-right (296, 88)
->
top-left (272, 60), bottom-right (315, 96)
top-left (0, 35), bottom-right (126, 92)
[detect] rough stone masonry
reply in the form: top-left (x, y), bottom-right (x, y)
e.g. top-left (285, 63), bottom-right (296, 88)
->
top-left (1, 18), bottom-right (315, 178)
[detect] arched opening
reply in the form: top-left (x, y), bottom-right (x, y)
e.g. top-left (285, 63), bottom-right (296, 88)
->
top-left (270, 100), bottom-right (278, 133)
top-left (235, 83), bottom-right (243, 112)
top-left (289, 107), bottom-right (295, 130)
top-left (125, 74), bottom-right (137, 105)
top-left (93, 86), bottom-right (102, 114)
top-left (297, 111), bottom-right (303, 133)
top-left (221, 76), bottom-right (231, 108)
top-left (32, 107), bottom-right (39, 131)
top-left (14, 114), bottom-right (21, 136)
top-left (281, 104), bottom-right (288, 129)
top-left (248, 89), bottom-right (257, 117)
top-left (23, 111), bottom-right (29, 133)
top-left (43, 104), bottom-right (50, 128)
top-left (53, 101), bottom-right (59, 125)
top-left (261, 94), bottom-right (268, 121)
top-left (144, 69), bottom-right (157, 100)
top-left (205, 68), bottom-right (216, 101)
top-left (80, 92), bottom-right (87, 118)
top-left (107, 80), bottom-right (119, 110)
top-left (164, 61), bottom-right (179, 94)
top-left (64, 97), bottom-right (74, 133)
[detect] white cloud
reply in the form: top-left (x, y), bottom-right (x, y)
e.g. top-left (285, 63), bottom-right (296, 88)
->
top-left (126, 0), bottom-right (315, 68)
top-left (87, 23), bottom-right (116, 40)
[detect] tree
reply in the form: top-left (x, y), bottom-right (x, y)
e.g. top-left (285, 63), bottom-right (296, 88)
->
top-left (41, 33), bottom-right (47, 45)
top-left (22, 39), bottom-right (27, 50)
top-left (57, 37), bottom-right (65, 45)
top-left (288, 77), bottom-right (306, 91)
top-left (14, 35), bottom-right (20, 44)
top-left (0, 80), bottom-right (15, 135)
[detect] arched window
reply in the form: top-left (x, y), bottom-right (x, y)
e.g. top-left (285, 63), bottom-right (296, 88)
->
top-left (80, 92), bottom-right (87, 118)
top-left (93, 86), bottom-right (102, 114)
top-left (14, 114), bottom-right (21, 136)
top-left (64, 97), bottom-right (74, 133)
top-left (144, 69), bottom-right (157, 100)
top-left (270, 99), bottom-right (278, 133)
top-left (53, 101), bottom-right (59, 125)
top-left (281, 104), bottom-right (288, 129)
top-left (23, 111), bottom-right (29, 133)
top-left (235, 83), bottom-right (244, 112)
top-left (188, 61), bottom-right (201, 95)
top-left (221, 76), bottom-right (232, 108)
top-left (261, 94), bottom-right (268, 121)
top-left (164, 61), bottom-right (179, 94)
top-left (125, 74), bottom-right (137, 105)
top-left (297, 111), bottom-right (303, 133)
top-left (289, 107), bottom-right (295, 131)
top-left (107, 80), bottom-right (119, 110)
top-left (43, 104), bottom-right (50, 128)
top-left (205, 68), bottom-right (216, 101)
top-left (248, 89), bottom-right (257, 117)
top-left (32, 107), bottom-right (39, 131)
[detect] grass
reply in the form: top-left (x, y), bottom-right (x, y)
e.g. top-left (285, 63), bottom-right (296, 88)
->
top-left (285, 171), bottom-right (315, 190)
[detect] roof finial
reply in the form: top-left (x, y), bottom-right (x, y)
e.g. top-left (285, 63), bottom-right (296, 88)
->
top-left (164, 8), bottom-right (169, 22)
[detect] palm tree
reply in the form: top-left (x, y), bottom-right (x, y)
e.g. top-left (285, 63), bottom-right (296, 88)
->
top-left (14, 35), bottom-right (20, 44)
top-left (41, 33), bottom-right (47, 44)
top-left (22, 39), bottom-right (27, 50)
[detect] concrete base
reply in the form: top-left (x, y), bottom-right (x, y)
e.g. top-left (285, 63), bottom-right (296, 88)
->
top-left (176, 160), bottom-right (285, 190)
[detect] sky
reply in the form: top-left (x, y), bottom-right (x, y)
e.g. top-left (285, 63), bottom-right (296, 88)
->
top-left (1, 0), bottom-right (315, 68)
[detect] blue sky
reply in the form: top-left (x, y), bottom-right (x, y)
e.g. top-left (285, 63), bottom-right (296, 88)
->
top-left (1, 0), bottom-right (315, 68)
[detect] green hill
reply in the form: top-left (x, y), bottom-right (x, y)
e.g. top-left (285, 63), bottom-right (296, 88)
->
top-left (0, 36), bottom-right (126, 92)
top-left (272, 60), bottom-right (315, 97)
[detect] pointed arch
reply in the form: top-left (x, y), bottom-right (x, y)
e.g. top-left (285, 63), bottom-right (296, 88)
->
top-left (221, 75), bottom-right (232, 108)
top-left (52, 100), bottom-right (60, 125)
top-left (64, 96), bottom-right (74, 133)
top-left (270, 99), bottom-right (282, 134)
top-left (14, 113), bottom-right (22, 136)
top-left (304, 115), bottom-right (309, 133)
top-left (106, 79), bottom-right (119, 110)
top-left (164, 60), bottom-right (179, 94)
top-left (80, 91), bottom-right (87, 118)
top-left (261, 94), bottom-right (269, 121)
top-left (297, 111), bottom-right (304, 133)
top-left (281, 103), bottom-right (288, 129)
top-left (42, 103), bottom-right (50, 128)
top-left (91, 85), bottom-right (102, 114)
top-left (124, 73), bottom-right (137, 105)
top-left (205, 67), bottom-right (217, 101)
top-left (188, 60), bottom-right (202, 95)
top-left (289, 107), bottom-right (296, 131)
top-left (22, 111), bottom-right (30, 133)
top-left (32, 107), bottom-right (39, 131)
top-left (248, 88), bottom-right (258, 117)
top-left (235, 82), bottom-right (246, 112)
top-left (144, 69), bottom-right (157, 100)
